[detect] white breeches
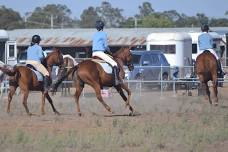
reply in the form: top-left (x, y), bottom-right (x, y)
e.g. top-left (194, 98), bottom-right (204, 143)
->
top-left (92, 51), bottom-right (117, 67)
top-left (196, 49), bottom-right (219, 60)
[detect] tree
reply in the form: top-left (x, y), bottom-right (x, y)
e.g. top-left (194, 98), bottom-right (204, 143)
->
top-left (210, 18), bottom-right (228, 27)
top-left (80, 6), bottom-right (100, 28)
top-left (26, 4), bottom-right (76, 28)
top-left (141, 13), bottom-right (174, 27)
top-left (138, 2), bottom-right (154, 17)
top-left (196, 13), bottom-right (209, 26)
top-left (225, 11), bottom-right (228, 16)
top-left (163, 10), bottom-right (181, 22)
top-left (0, 6), bottom-right (24, 29)
top-left (96, 1), bottom-right (124, 28)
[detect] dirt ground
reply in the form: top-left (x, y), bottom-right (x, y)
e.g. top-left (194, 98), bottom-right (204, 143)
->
top-left (0, 84), bottom-right (228, 152)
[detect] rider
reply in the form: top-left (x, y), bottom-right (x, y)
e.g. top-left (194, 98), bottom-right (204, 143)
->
top-left (197, 24), bottom-right (224, 76)
top-left (92, 20), bottom-right (121, 86)
top-left (26, 35), bottom-right (50, 92)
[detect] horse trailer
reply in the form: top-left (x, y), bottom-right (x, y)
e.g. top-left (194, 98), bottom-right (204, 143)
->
top-left (188, 32), bottom-right (225, 61)
top-left (0, 29), bottom-right (17, 66)
top-left (146, 32), bottom-right (192, 78)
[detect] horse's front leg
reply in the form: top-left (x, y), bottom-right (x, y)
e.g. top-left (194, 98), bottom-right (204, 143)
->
top-left (41, 92), bottom-right (46, 115)
top-left (115, 84), bottom-right (134, 114)
top-left (45, 92), bottom-right (60, 115)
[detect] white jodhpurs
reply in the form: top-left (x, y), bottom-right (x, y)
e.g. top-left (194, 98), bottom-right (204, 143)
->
top-left (92, 51), bottom-right (117, 66)
top-left (196, 49), bottom-right (219, 60)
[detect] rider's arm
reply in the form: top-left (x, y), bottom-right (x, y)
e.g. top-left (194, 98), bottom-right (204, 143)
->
top-left (103, 33), bottom-right (110, 52)
top-left (37, 46), bottom-right (45, 60)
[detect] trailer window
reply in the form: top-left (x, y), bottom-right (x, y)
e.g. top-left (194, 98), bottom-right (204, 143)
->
top-left (150, 45), bottom-right (175, 54)
top-left (192, 44), bottom-right (197, 54)
top-left (9, 45), bottom-right (15, 57)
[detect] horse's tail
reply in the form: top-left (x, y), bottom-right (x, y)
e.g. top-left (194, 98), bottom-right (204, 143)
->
top-left (52, 65), bottom-right (78, 91)
top-left (0, 66), bottom-right (16, 76)
top-left (0, 66), bottom-right (20, 87)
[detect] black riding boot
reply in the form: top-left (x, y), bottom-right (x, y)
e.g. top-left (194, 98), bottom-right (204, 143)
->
top-left (44, 76), bottom-right (50, 93)
top-left (217, 60), bottom-right (225, 77)
top-left (113, 66), bottom-right (121, 86)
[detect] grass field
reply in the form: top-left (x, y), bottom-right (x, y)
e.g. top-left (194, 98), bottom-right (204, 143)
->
top-left (0, 85), bottom-right (228, 152)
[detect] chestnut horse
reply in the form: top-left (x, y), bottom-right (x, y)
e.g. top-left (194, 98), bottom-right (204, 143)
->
top-left (196, 50), bottom-right (218, 105)
top-left (53, 47), bottom-right (134, 116)
top-left (61, 54), bottom-right (77, 95)
top-left (0, 48), bottom-right (64, 115)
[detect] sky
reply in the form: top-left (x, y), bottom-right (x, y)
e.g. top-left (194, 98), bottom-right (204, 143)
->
top-left (0, 0), bottom-right (227, 19)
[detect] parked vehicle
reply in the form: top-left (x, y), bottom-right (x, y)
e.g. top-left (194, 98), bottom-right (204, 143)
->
top-left (17, 50), bottom-right (52, 64)
top-left (127, 50), bottom-right (170, 90)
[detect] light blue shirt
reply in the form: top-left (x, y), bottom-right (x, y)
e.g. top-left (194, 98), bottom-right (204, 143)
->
top-left (27, 44), bottom-right (44, 63)
top-left (198, 32), bottom-right (213, 50)
top-left (92, 31), bottom-right (109, 52)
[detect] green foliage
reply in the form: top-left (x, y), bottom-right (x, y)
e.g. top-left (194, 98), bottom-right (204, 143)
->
top-left (26, 4), bottom-right (76, 28)
top-left (96, 1), bottom-right (124, 28)
top-left (141, 13), bottom-right (174, 27)
top-left (80, 6), bottom-right (100, 28)
top-left (0, 6), bottom-right (24, 29)
top-left (138, 2), bottom-right (154, 17)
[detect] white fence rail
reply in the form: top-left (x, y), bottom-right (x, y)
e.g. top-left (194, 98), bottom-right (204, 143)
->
top-left (1, 65), bottom-right (227, 96)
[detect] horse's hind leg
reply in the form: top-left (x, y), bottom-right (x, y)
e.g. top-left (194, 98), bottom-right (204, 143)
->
top-left (93, 83), bottom-right (112, 113)
top-left (115, 84), bottom-right (134, 114)
top-left (7, 86), bottom-right (16, 113)
top-left (74, 82), bottom-right (84, 116)
top-left (212, 80), bottom-right (218, 105)
top-left (205, 83), bottom-right (212, 105)
top-left (44, 92), bottom-right (60, 115)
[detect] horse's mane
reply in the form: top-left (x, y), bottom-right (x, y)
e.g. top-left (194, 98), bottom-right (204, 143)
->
top-left (113, 47), bottom-right (130, 58)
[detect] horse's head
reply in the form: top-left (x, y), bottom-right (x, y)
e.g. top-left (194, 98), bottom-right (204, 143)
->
top-left (114, 47), bottom-right (134, 71)
top-left (45, 48), bottom-right (64, 68)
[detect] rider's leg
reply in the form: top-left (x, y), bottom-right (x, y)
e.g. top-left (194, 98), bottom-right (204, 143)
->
top-left (217, 59), bottom-right (224, 76)
top-left (93, 51), bottom-right (121, 86)
top-left (113, 66), bottom-right (121, 86)
top-left (208, 49), bottom-right (224, 76)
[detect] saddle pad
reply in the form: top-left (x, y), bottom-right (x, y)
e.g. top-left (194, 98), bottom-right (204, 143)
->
top-left (31, 69), bottom-right (43, 81)
top-left (91, 59), bottom-right (112, 74)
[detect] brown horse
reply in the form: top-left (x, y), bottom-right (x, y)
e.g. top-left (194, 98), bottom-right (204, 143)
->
top-left (53, 47), bottom-right (134, 116)
top-left (196, 50), bottom-right (218, 105)
top-left (60, 54), bottom-right (77, 95)
top-left (0, 48), bottom-right (64, 115)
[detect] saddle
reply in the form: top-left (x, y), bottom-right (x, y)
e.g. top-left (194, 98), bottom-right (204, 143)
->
top-left (26, 64), bottom-right (44, 81)
top-left (91, 57), bottom-right (113, 74)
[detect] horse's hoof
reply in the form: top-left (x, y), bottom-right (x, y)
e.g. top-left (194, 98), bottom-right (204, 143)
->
top-left (41, 112), bottom-right (45, 115)
top-left (129, 111), bottom-right (134, 116)
top-left (55, 111), bottom-right (61, 115)
top-left (27, 113), bottom-right (33, 116)
top-left (78, 112), bottom-right (82, 117)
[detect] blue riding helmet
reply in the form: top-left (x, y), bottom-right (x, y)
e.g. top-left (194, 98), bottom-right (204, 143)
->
top-left (96, 20), bottom-right (104, 31)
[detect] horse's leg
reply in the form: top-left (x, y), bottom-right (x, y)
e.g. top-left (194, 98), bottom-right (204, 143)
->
top-left (93, 83), bottom-right (112, 113)
top-left (205, 82), bottom-right (212, 105)
top-left (74, 82), bottom-right (83, 116)
top-left (45, 92), bottom-right (60, 115)
top-left (21, 90), bottom-right (31, 116)
top-left (41, 92), bottom-right (45, 115)
top-left (115, 84), bottom-right (134, 114)
top-left (7, 86), bottom-right (16, 113)
top-left (212, 79), bottom-right (218, 106)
